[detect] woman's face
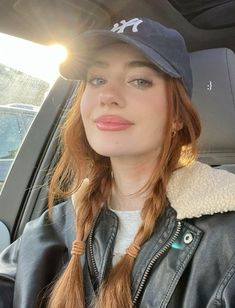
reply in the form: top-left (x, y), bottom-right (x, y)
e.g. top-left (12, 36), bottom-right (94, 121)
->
top-left (80, 43), bottom-right (168, 161)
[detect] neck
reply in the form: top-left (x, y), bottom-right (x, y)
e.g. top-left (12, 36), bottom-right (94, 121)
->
top-left (109, 155), bottom-right (157, 211)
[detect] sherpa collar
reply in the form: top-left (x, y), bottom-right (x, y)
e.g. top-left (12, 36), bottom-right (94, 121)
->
top-left (167, 161), bottom-right (235, 219)
top-left (72, 161), bottom-right (235, 220)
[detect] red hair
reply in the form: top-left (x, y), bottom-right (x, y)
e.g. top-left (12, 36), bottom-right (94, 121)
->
top-left (47, 76), bottom-right (201, 307)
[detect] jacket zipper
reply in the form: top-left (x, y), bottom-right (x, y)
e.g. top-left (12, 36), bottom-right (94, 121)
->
top-left (88, 215), bottom-right (118, 283)
top-left (88, 221), bottom-right (99, 278)
top-left (132, 220), bottom-right (182, 305)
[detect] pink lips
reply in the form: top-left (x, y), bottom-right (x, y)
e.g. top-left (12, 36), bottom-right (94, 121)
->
top-left (94, 115), bottom-right (134, 131)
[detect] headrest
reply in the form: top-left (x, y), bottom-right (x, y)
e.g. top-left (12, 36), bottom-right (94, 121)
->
top-left (190, 48), bottom-right (235, 165)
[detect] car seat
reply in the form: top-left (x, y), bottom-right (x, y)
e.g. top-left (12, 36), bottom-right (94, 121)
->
top-left (190, 48), bottom-right (235, 173)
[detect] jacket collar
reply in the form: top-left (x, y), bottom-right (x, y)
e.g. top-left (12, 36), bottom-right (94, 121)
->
top-left (167, 161), bottom-right (235, 219)
top-left (72, 161), bottom-right (235, 220)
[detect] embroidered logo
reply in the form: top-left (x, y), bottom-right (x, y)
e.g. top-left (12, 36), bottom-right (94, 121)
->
top-left (111, 18), bottom-right (143, 33)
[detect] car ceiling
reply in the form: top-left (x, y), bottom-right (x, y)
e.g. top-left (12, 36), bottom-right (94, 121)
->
top-left (0, 0), bottom-right (235, 53)
top-left (168, 0), bottom-right (235, 29)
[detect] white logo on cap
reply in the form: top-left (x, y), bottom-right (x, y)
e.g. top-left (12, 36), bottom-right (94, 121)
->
top-left (111, 18), bottom-right (143, 33)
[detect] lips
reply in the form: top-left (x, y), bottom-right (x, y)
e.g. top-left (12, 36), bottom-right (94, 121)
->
top-left (94, 115), bottom-right (134, 131)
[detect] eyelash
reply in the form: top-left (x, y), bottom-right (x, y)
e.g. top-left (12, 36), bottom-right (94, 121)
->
top-left (87, 77), bottom-right (106, 86)
top-left (129, 79), bottom-right (153, 87)
top-left (86, 77), bottom-right (153, 88)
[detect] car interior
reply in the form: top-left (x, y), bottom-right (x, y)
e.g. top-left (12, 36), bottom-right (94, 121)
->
top-left (0, 0), bottom-right (234, 253)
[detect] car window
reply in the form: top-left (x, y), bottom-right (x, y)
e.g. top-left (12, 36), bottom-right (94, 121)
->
top-left (22, 113), bottom-right (37, 128)
top-left (0, 111), bottom-right (22, 185)
top-left (0, 33), bottom-right (67, 192)
top-left (0, 112), bottom-right (22, 159)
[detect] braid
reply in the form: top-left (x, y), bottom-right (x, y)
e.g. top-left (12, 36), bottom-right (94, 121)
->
top-left (48, 169), bottom-right (112, 308)
top-left (48, 179), bottom-right (92, 308)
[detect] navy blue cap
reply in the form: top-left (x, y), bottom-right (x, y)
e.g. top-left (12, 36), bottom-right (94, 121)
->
top-left (60, 17), bottom-right (193, 96)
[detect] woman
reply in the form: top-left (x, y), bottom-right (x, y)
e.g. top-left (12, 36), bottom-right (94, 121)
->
top-left (1, 17), bottom-right (235, 308)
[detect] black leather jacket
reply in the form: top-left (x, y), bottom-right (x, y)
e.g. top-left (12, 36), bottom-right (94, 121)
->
top-left (0, 199), bottom-right (235, 308)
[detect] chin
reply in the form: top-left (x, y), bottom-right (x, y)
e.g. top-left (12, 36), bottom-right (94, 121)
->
top-left (87, 135), bottom-right (142, 158)
top-left (92, 147), bottom-right (125, 158)
top-left (89, 142), bottom-right (131, 157)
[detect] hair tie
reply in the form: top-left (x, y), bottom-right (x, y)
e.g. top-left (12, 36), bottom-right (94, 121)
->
top-left (71, 240), bottom-right (85, 256)
top-left (126, 243), bottom-right (140, 258)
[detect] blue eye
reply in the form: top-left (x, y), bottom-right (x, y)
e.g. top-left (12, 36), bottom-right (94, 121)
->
top-left (130, 79), bottom-right (153, 87)
top-left (87, 77), bottom-right (106, 86)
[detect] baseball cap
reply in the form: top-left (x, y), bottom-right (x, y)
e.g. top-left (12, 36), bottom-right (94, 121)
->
top-left (60, 17), bottom-right (193, 96)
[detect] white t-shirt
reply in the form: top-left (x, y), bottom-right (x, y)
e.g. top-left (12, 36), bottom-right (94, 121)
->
top-left (109, 208), bottom-right (142, 265)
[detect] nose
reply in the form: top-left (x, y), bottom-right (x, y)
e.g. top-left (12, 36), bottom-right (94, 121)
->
top-left (98, 84), bottom-right (124, 108)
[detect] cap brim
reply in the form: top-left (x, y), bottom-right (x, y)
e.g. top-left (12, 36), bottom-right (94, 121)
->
top-left (59, 30), bottom-right (181, 81)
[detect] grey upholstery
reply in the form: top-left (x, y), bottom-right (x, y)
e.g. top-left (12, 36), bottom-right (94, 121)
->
top-left (190, 48), bottom-right (235, 167)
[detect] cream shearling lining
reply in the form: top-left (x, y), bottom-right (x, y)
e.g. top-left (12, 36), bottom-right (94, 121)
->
top-left (72, 161), bottom-right (235, 220)
top-left (167, 161), bottom-right (235, 219)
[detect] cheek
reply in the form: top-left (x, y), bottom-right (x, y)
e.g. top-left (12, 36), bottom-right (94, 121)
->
top-left (157, 101), bottom-right (168, 123)
top-left (143, 95), bottom-right (168, 124)
top-left (80, 92), bottom-right (92, 122)
top-left (151, 88), bottom-right (168, 123)
top-left (80, 92), bottom-right (97, 146)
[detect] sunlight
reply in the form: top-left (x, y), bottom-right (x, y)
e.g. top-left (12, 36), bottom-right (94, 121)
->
top-left (0, 33), bottom-right (67, 83)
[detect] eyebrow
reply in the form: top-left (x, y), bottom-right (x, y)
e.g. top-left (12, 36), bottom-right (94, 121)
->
top-left (88, 61), bottom-right (109, 69)
top-left (126, 60), bottom-right (158, 70)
